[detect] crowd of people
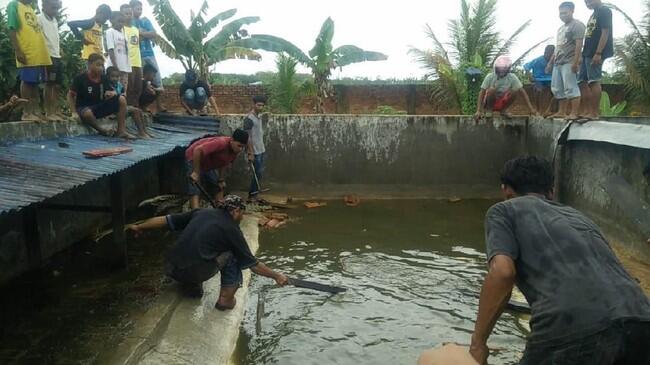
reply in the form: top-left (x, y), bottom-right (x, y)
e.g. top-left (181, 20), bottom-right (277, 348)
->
top-left (474, 0), bottom-right (613, 122)
top-left (4, 0), bottom-right (214, 138)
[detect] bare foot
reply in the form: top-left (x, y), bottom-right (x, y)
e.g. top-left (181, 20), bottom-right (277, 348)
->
top-left (137, 132), bottom-right (151, 139)
top-left (116, 131), bottom-right (138, 140)
top-left (565, 114), bottom-right (578, 121)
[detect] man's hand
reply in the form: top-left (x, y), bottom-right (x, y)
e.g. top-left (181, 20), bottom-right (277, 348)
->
top-left (105, 90), bottom-right (117, 98)
top-left (274, 273), bottom-right (289, 286)
top-left (15, 49), bottom-right (27, 65)
top-left (469, 338), bottom-right (489, 365)
top-left (126, 224), bottom-right (143, 238)
top-left (474, 111), bottom-right (483, 122)
top-left (591, 54), bottom-right (603, 66)
top-left (572, 62), bottom-right (579, 74)
top-left (217, 179), bottom-right (226, 191)
top-left (83, 38), bottom-right (92, 45)
top-left (247, 152), bottom-right (254, 162)
top-left (190, 171), bottom-right (200, 183)
top-left (530, 108), bottom-right (539, 117)
top-left (9, 95), bottom-right (28, 106)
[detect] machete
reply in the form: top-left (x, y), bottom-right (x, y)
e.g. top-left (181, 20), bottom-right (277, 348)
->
top-left (287, 277), bottom-right (347, 294)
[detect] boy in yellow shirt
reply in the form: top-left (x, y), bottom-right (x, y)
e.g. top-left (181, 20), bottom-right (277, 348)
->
top-left (68, 4), bottom-right (112, 64)
top-left (7, 0), bottom-right (52, 121)
top-left (121, 3), bottom-right (142, 107)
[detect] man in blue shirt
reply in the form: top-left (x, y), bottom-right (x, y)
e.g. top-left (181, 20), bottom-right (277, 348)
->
top-left (130, 0), bottom-right (165, 102)
top-left (523, 45), bottom-right (555, 113)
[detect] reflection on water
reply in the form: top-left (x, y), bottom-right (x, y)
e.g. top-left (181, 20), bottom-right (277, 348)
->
top-left (234, 199), bottom-right (527, 365)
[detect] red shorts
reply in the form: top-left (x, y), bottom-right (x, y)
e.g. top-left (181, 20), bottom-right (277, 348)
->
top-left (489, 92), bottom-right (513, 111)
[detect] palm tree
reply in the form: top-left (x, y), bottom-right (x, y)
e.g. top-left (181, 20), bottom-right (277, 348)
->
top-left (146, 0), bottom-right (267, 81)
top-left (608, 2), bottom-right (650, 108)
top-left (232, 17), bottom-right (388, 113)
top-left (409, 0), bottom-right (549, 114)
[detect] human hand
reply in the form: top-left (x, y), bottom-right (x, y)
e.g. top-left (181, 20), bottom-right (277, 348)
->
top-left (274, 273), bottom-right (289, 286)
top-left (15, 50), bottom-right (27, 65)
top-left (9, 95), bottom-right (28, 106)
top-left (190, 171), bottom-right (200, 183)
top-left (247, 152), bottom-right (254, 162)
top-left (572, 62), bottom-right (579, 74)
top-left (591, 54), bottom-right (602, 66)
top-left (83, 39), bottom-right (92, 45)
top-left (217, 179), bottom-right (226, 190)
top-left (126, 224), bottom-right (143, 238)
top-left (474, 111), bottom-right (483, 122)
top-left (105, 90), bottom-right (117, 98)
top-left (530, 108), bottom-right (538, 116)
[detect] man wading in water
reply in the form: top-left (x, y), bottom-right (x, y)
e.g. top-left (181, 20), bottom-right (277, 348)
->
top-left (127, 195), bottom-right (288, 310)
top-left (468, 156), bottom-right (650, 364)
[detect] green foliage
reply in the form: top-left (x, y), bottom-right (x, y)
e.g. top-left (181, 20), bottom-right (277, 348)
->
top-left (600, 91), bottom-right (627, 116)
top-left (374, 105), bottom-right (407, 115)
top-left (231, 17), bottom-right (388, 113)
top-left (410, 0), bottom-right (549, 114)
top-left (147, 0), bottom-right (266, 80)
top-left (0, 9), bottom-right (18, 102)
top-left (60, 31), bottom-right (84, 90)
top-left (608, 2), bottom-right (650, 107)
top-left (268, 53), bottom-right (314, 114)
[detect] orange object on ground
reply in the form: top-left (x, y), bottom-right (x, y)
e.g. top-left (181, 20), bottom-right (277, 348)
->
top-left (83, 147), bottom-right (133, 158)
top-left (344, 195), bottom-right (361, 207)
top-left (304, 202), bottom-right (327, 209)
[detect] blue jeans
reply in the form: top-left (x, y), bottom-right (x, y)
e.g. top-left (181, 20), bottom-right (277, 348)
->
top-left (183, 87), bottom-right (207, 110)
top-left (249, 153), bottom-right (266, 196)
top-left (579, 57), bottom-right (603, 84)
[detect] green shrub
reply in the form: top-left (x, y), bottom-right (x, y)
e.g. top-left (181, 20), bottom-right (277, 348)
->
top-left (0, 10), bottom-right (18, 102)
top-left (374, 105), bottom-right (407, 115)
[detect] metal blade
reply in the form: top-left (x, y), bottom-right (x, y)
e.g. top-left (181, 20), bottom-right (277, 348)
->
top-left (288, 278), bottom-right (347, 294)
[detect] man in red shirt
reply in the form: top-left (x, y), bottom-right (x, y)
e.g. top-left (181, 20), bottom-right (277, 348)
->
top-left (186, 129), bottom-right (248, 208)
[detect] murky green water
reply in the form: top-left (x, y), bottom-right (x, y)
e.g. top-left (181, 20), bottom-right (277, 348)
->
top-left (234, 199), bottom-right (527, 365)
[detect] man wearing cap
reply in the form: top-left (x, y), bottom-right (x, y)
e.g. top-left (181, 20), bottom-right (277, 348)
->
top-left (127, 195), bottom-right (289, 310)
top-left (186, 129), bottom-right (249, 209)
top-left (474, 56), bottom-right (537, 120)
top-left (179, 69), bottom-right (220, 115)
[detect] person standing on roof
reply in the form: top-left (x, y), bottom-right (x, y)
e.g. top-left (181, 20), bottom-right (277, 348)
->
top-left (523, 45), bottom-right (555, 114)
top-left (67, 4), bottom-right (112, 65)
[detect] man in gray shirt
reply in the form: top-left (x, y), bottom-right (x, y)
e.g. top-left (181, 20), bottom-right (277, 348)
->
top-left (548, 2), bottom-right (586, 121)
top-left (243, 95), bottom-right (267, 203)
top-left (470, 156), bottom-right (650, 364)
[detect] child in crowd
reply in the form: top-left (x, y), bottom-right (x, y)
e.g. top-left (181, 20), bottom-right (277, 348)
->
top-left (474, 56), bottom-right (537, 120)
top-left (0, 95), bottom-right (28, 121)
top-left (68, 4), bottom-right (112, 65)
top-left (131, 0), bottom-right (164, 93)
top-left (107, 66), bottom-right (152, 139)
top-left (7, 0), bottom-right (52, 122)
top-left (138, 64), bottom-right (164, 113)
top-left (39, 0), bottom-right (66, 121)
top-left (121, 3), bottom-right (142, 108)
top-left (67, 53), bottom-right (134, 139)
top-left (104, 11), bottom-right (131, 94)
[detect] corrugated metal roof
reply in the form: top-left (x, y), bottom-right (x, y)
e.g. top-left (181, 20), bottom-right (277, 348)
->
top-left (0, 116), bottom-right (219, 215)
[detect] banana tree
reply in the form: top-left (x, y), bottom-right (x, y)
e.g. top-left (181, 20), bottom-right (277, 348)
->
top-left (233, 17), bottom-right (388, 113)
top-left (147, 0), bottom-right (265, 81)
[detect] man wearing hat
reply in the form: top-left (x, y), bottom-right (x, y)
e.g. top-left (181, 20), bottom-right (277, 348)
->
top-left (127, 195), bottom-right (289, 310)
top-left (179, 69), bottom-right (220, 115)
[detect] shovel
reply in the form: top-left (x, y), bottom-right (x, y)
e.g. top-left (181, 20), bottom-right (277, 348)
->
top-left (250, 161), bottom-right (271, 195)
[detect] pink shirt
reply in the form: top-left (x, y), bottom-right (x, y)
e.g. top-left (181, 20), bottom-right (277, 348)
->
top-left (185, 136), bottom-right (237, 171)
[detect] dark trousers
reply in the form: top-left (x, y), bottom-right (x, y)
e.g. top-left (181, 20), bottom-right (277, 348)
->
top-left (519, 320), bottom-right (650, 365)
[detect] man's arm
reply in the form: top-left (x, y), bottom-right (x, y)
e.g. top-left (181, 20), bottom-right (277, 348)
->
top-left (243, 117), bottom-right (255, 161)
top-left (137, 18), bottom-right (157, 39)
top-left (67, 19), bottom-right (93, 40)
top-left (545, 53), bottom-right (556, 74)
top-left (191, 146), bottom-right (204, 181)
top-left (474, 89), bottom-right (486, 120)
top-left (126, 216), bottom-right (168, 237)
top-left (572, 38), bottom-right (584, 73)
top-left (470, 254), bottom-right (516, 365)
top-left (519, 88), bottom-right (537, 114)
top-left (591, 28), bottom-right (609, 65)
top-left (208, 96), bottom-right (220, 115)
top-left (250, 262), bottom-right (288, 286)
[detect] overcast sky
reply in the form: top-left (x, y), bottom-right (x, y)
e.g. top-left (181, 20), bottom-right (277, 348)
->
top-left (0, 0), bottom-right (646, 78)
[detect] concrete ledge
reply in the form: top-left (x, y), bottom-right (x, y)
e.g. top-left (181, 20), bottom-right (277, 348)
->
top-left (100, 215), bottom-right (260, 365)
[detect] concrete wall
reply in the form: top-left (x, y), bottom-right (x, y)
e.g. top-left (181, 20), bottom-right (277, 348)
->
top-left (217, 115), bottom-right (528, 197)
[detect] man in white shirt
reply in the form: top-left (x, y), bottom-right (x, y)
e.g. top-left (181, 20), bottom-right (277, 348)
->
top-left (38, 0), bottom-right (65, 121)
top-left (104, 11), bottom-right (131, 95)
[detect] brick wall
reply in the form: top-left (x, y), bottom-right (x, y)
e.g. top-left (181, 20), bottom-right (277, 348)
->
top-left (161, 83), bottom-right (631, 115)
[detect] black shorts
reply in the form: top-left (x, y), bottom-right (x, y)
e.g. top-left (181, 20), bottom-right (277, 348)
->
top-left (45, 57), bottom-right (63, 84)
top-left (139, 91), bottom-right (157, 108)
top-left (77, 96), bottom-right (120, 119)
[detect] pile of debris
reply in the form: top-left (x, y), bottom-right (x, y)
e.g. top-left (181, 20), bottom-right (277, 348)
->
top-left (258, 212), bottom-right (290, 229)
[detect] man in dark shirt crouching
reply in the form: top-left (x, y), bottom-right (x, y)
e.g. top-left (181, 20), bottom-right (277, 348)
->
top-left (127, 195), bottom-right (288, 310)
top-left (469, 156), bottom-right (650, 365)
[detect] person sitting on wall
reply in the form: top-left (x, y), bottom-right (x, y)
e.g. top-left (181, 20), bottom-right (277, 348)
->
top-left (464, 156), bottom-right (650, 365)
top-left (126, 195), bottom-right (289, 308)
top-left (186, 129), bottom-right (249, 209)
top-left (106, 66), bottom-right (152, 138)
top-left (138, 64), bottom-right (165, 113)
top-left (474, 56), bottom-right (537, 120)
top-left (67, 53), bottom-right (135, 138)
top-left (179, 69), bottom-right (220, 116)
